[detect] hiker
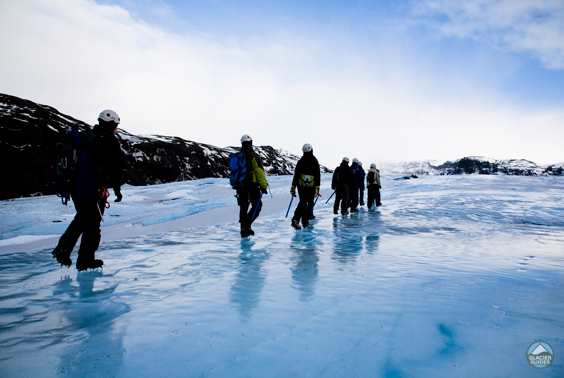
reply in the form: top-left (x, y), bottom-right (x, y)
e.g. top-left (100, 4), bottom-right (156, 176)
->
top-left (331, 157), bottom-right (354, 215)
top-left (290, 143), bottom-right (321, 230)
top-left (367, 163), bottom-right (382, 209)
top-left (52, 110), bottom-right (124, 271)
top-left (229, 134), bottom-right (269, 237)
top-left (350, 158), bottom-right (365, 211)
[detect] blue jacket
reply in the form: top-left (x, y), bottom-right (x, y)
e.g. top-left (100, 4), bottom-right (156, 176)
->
top-left (351, 163), bottom-right (366, 190)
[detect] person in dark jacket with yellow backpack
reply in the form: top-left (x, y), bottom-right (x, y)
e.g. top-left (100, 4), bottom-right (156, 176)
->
top-left (230, 134), bottom-right (269, 238)
top-left (290, 143), bottom-right (320, 229)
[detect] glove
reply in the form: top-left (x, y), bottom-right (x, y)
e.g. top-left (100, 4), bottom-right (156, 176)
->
top-left (315, 186), bottom-right (320, 197)
top-left (290, 186), bottom-right (296, 197)
top-left (114, 187), bottom-right (123, 202)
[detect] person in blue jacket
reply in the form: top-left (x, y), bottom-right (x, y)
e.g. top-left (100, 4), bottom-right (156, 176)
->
top-left (52, 110), bottom-right (124, 271)
top-left (350, 158), bottom-right (365, 212)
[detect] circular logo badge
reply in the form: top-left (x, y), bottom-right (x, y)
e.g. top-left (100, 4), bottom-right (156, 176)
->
top-left (527, 341), bottom-right (554, 368)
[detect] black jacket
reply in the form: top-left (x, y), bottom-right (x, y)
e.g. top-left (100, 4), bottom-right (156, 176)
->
top-left (331, 161), bottom-right (354, 190)
top-left (72, 124), bottom-right (124, 201)
top-left (292, 152), bottom-right (320, 188)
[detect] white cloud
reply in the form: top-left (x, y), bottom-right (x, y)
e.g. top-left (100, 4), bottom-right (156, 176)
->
top-left (0, 0), bottom-right (563, 166)
top-left (412, 0), bottom-right (564, 70)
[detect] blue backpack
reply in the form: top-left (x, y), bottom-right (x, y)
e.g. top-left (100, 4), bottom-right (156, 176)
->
top-left (229, 152), bottom-right (248, 188)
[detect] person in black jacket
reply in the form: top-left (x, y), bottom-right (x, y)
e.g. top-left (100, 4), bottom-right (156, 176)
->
top-left (331, 157), bottom-right (354, 215)
top-left (290, 143), bottom-right (320, 229)
top-left (52, 109), bottom-right (124, 271)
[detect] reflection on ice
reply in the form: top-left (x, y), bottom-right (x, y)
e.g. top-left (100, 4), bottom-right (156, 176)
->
top-left (290, 232), bottom-right (319, 302)
top-left (56, 272), bottom-right (129, 378)
top-left (230, 240), bottom-right (270, 320)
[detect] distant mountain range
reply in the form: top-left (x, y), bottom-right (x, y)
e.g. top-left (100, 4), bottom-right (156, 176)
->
top-left (382, 157), bottom-right (563, 177)
top-left (0, 93), bottom-right (561, 199)
top-left (0, 93), bottom-right (329, 199)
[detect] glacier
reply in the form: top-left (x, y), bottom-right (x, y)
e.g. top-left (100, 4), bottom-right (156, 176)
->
top-left (0, 174), bottom-right (563, 377)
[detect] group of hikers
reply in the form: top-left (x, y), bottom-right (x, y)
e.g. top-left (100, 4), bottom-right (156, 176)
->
top-left (51, 110), bottom-right (382, 270)
top-left (231, 135), bottom-right (382, 236)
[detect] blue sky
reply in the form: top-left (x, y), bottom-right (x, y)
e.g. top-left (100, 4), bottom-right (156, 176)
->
top-left (1, 0), bottom-right (563, 164)
top-left (102, 0), bottom-right (564, 107)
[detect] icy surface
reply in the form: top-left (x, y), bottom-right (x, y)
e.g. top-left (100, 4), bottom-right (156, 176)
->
top-left (1, 175), bottom-right (564, 377)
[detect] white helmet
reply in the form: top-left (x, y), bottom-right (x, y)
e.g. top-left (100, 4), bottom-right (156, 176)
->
top-left (98, 109), bottom-right (120, 124)
top-left (302, 143), bottom-right (313, 153)
top-left (352, 158), bottom-right (360, 164)
top-left (370, 163), bottom-right (377, 170)
top-left (342, 157), bottom-right (350, 163)
top-left (241, 134), bottom-right (252, 144)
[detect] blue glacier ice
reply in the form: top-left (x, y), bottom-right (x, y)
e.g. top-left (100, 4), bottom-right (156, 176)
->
top-left (0, 174), bottom-right (563, 377)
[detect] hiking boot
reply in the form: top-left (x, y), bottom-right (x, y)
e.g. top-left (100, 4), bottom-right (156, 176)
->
top-left (76, 259), bottom-right (104, 271)
top-left (240, 227), bottom-right (252, 238)
top-left (291, 219), bottom-right (302, 230)
top-left (52, 246), bottom-right (72, 267)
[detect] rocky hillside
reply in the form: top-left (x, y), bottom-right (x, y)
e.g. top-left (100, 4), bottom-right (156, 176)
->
top-left (0, 93), bottom-right (329, 200)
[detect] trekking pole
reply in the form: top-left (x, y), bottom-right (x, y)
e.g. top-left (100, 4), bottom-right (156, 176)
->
top-left (325, 191), bottom-right (336, 205)
top-left (313, 194), bottom-right (321, 207)
top-left (285, 196), bottom-right (295, 218)
top-left (96, 203), bottom-right (104, 223)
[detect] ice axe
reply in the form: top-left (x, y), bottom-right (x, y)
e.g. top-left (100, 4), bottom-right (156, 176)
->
top-left (285, 195), bottom-right (295, 218)
top-left (313, 193), bottom-right (321, 207)
top-left (325, 191), bottom-right (336, 205)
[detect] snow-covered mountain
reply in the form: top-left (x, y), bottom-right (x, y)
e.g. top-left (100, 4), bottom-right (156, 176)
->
top-left (0, 93), bottom-right (329, 199)
top-left (382, 157), bottom-right (563, 177)
top-left (436, 156), bottom-right (562, 176)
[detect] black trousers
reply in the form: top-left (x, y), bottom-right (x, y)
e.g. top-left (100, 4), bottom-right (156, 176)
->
top-left (350, 187), bottom-right (360, 212)
top-left (359, 188), bottom-right (365, 206)
top-left (55, 196), bottom-right (106, 261)
top-left (367, 185), bottom-right (381, 209)
top-left (237, 186), bottom-right (262, 230)
top-left (292, 186), bottom-right (315, 226)
top-left (334, 186), bottom-right (350, 215)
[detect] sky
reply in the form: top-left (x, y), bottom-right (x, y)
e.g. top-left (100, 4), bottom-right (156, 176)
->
top-left (1, 0), bottom-right (563, 165)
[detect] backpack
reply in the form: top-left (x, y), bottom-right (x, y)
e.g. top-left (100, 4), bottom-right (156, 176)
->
top-left (299, 174), bottom-right (315, 188)
top-left (367, 171), bottom-right (375, 185)
top-left (54, 135), bottom-right (78, 205)
top-left (229, 152), bottom-right (248, 188)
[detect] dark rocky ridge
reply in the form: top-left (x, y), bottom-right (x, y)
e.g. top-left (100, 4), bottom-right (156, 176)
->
top-left (435, 157), bottom-right (563, 176)
top-left (0, 93), bottom-right (330, 200)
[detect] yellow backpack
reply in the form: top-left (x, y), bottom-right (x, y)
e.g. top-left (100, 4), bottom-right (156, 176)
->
top-left (250, 158), bottom-right (268, 190)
